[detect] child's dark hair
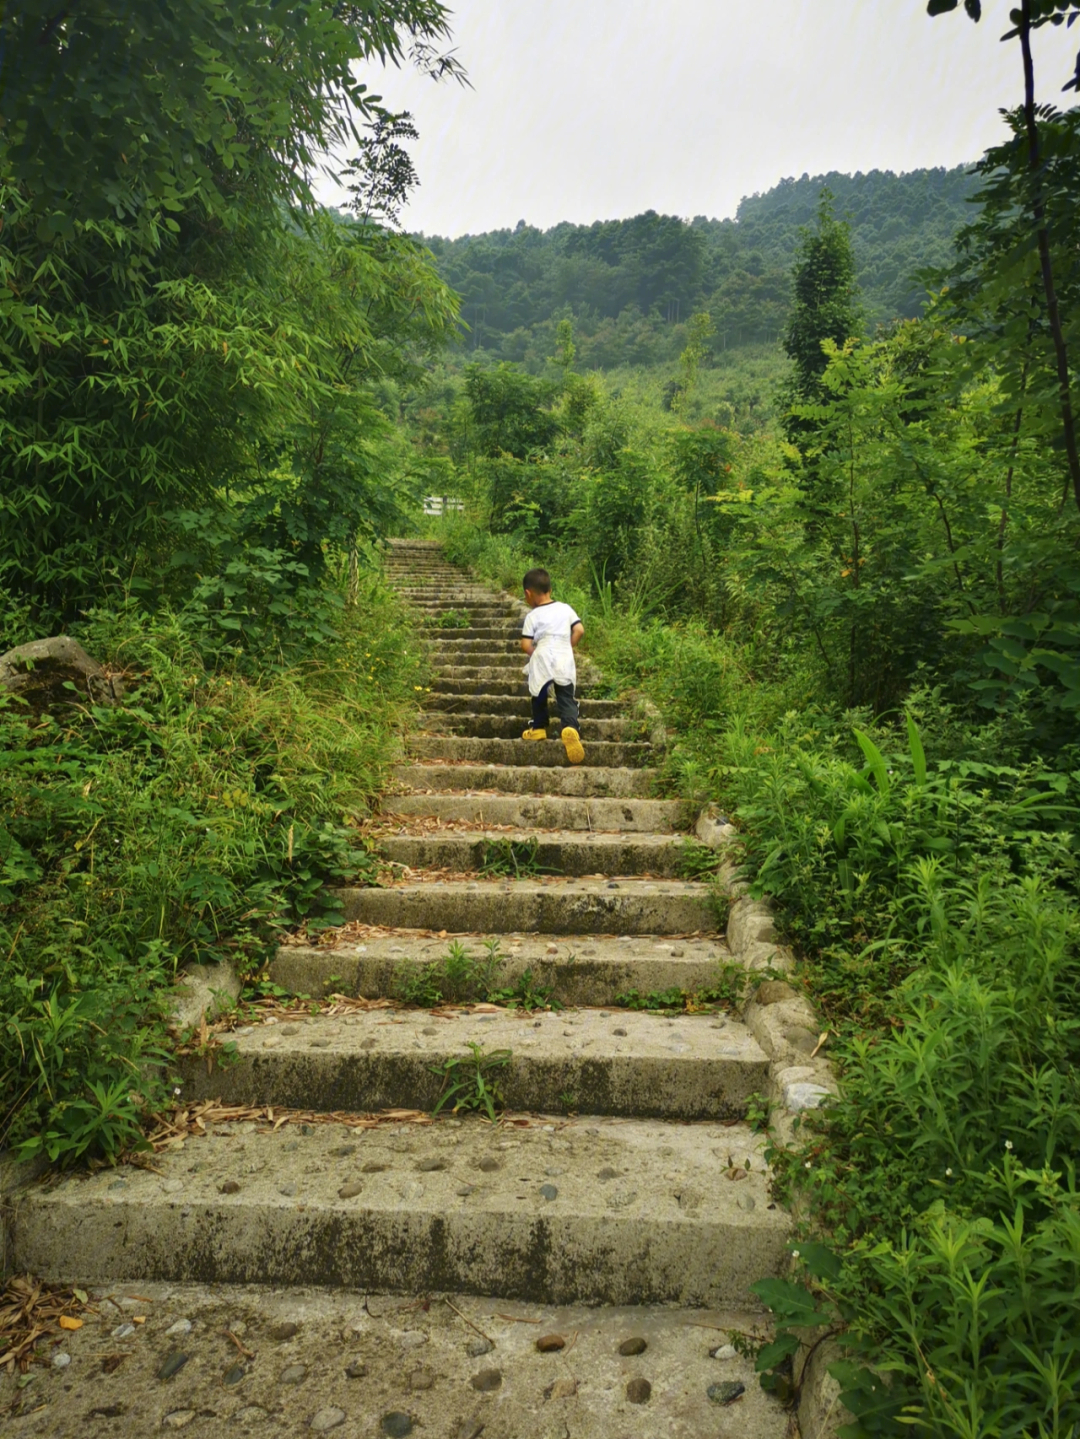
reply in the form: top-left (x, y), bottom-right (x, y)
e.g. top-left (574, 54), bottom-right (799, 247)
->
top-left (523, 568), bottom-right (551, 594)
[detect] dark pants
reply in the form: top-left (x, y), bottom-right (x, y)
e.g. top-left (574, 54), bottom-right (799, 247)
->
top-left (532, 680), bottom-right (580, 733)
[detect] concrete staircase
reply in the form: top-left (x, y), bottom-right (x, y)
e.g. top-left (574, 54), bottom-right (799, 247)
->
top-left (5, 540), bottom-right (793, 1438)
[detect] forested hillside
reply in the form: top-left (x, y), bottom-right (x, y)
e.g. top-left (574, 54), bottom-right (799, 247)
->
top-left (421, 164), bottom-right (977, 369)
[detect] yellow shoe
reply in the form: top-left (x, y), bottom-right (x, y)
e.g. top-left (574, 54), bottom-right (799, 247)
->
top-left (521, 727), bottom-right (547, 741)
top-left (561, 726), bottom-right (585, 765)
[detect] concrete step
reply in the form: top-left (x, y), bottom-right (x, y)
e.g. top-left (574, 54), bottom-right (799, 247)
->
top-left (424, 626), bottom-right (521, 640)
top-left (426, 677), bottom-right (605, 699)
top-left (0, 1279), bottom-right (788, 1439)
top-left (424, 692), bottom-right (622, 716)
top-left (178, 1009), bottom-right (768, 1120)
top-left (390, 763), bottom-right (660, 797)
top-left (418, 713), bottom-right (637, 742)
top-left (382, 791), bottom-right (683, 831)
top-left (12, 1116), bottom-right (790, 1305)
top-left (433, 666), bottom-right (599, 686)
top-left (408, 737), bottom-right (655, 767)
top-left (271, 932), bottom-right (732, 1004)
top-left (434, 653), bottom-right (523, 670)
top-left (436, 641), bottom-right (521, 659)
top-left (380, 829), bottom-right (690, 878)
top-left (335, 878), bottom-right (720, 934)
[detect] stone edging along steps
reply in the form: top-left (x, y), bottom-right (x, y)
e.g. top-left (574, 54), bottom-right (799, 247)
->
top-left (2, 539), bottom-right (842, 1439)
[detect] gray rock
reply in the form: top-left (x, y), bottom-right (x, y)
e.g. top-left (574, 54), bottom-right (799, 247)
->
top-left (710, 1344), bottom-right (738, 1361)
top-left (597, 1166), bottom-right (619, 1181)
top-left (470, 1368), bottom-right (503, 1391)
top-left (417, 1157), bottom-right (446, 1171)
top-left (626, 1377), bottom-right (652, 1404)
top-left (476, 1156), bottom-right (500, 1172)
top-left (311, 1408), bottom-right (347, 1432)
top-left (409, 1369), bottom-right (435, 1390)
top-left (271, 1321), bottom-right (300, 1340)
top-left (381, 1414), bottom-right (413, 1437)
top-left (466, 1337), bottom-right (493, 1357)
top-left (338, 1181), bottom-right (364, 1199)
top-left (157, 1351), bottom-right (190, 1380)
top-left (111, 1322), bottom-right (135, 1339)
top-left (329, 1145), bottom-right (356, 1158)
top-left (708, 1380), bottom-right (746, 1405)
top-left (165, 1319), bottom-right (192, 1336)
top-left (52, 1351), bottom-right (71, 1368)
top-left (738, 1194), bottom-right (756, 1210)
top-left (539, 1183), bottom-right (558, 1201)
top-left (280, 1364), bottom-right (307, 1384)
top-left (398, 1330), bottom-right (428, 1349)
top-left (224, 1363), bottom-right (246, 1386)
top-left (310, 1038), bottom-right (332, 1049)
top-left (618, 1337), bottom-right (647, 1356)
top-left (345, 1359), bottom-right (367, 1379)
top-left (0, 636), bottom-right (122, 709)
top-left (279, 1183), bottom-right (298, 1198)
top-left (162, 1412), bottom-right (196, 1430)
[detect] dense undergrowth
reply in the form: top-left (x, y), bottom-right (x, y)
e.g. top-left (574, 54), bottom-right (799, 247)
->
top-left (0, 573), bottom-right (424, 1166)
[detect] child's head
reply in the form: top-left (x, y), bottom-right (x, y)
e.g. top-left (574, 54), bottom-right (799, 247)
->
top-left (523, 568), bottom-right (552, 607)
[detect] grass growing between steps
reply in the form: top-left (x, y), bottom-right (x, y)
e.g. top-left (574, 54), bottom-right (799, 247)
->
top-left (0, 576), bottom-right (425, 1168)
top-left (433, 515), bottom-right (1080, 1439)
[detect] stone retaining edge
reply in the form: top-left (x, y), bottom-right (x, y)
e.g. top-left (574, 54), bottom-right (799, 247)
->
top-left (695, 805), bottom-right (852, 1439)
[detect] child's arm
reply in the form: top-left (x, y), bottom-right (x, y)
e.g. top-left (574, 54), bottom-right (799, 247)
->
top-left (570, 622), bottom-right (584, 648)
top-left (520, 637), bottom-right (535, 656)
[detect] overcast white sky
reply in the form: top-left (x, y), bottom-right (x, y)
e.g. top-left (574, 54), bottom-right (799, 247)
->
top-left (316, 0), bottom-right (1080, 237)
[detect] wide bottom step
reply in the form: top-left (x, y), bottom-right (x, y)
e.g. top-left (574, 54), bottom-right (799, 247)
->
top-left (6, 1280), bottom-right (789, 1439)
top-left (13, 1117), bottom-right (790, 1306)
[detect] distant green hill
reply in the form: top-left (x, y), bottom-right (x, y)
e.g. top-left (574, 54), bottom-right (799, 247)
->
top-left (419, 164), bottom-right (978, 371)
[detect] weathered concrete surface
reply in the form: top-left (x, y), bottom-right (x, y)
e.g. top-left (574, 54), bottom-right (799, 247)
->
top-left (176, 1008), bottom-right (768, 1119)
top-left (424, 692), bottom-right (622, 716)
top-left (382, 791), bottom-right (684, 832)
top-left (270, 932), bottom-right (732, 1004)
top-left (390, 762), bottom-right (659, 798)
top-left (380, 829), bottom-right (689, 877)
top-left (408, 737), bottom-right (654, 767)
top-left (419, 712), bottom-right (636, 741)
top-left (0, 1280), bottom-right (787, 1439)
top-left (336, 879), bottom-right (722, 934)
top-left (11, 1116), bottom-right (790, 1305)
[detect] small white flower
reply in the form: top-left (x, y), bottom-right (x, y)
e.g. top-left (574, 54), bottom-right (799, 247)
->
top-left (173, 1086), bottom-right (182, 1096)
top-left (804, 1161), bottom-right (812, 1169)
top-left (1005, 1140), bottom-right (1014, 1151)
top-left (791, 1250), bottom-right (800, 1259)
top-left (945, 1167), bottom-right (953, 1176)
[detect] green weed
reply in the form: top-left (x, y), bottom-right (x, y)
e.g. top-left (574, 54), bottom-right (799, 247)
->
top-left (430, 1042), bottom-right (512, 1122)
top-left (487, 966), bottom-right (562, 1011)
top-left (421, 607), bottom-right (471, 628)
top-left (394, 940), bottom-right (503, 1007)
top-left (479, 837), bottom-right (552, 878)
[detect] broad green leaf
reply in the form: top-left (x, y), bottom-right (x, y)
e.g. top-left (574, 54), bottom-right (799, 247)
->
top-left (905, 713), bottom-right (927, 786)
top-left (853, 729), bottom-right (891, 796)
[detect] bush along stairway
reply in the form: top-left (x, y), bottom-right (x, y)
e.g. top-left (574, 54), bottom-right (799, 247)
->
top-left (3, 540), bottom-right (835, 1438)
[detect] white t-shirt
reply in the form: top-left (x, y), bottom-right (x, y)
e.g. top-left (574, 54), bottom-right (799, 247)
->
top-left (522, 600), bottom-right (580, 696)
